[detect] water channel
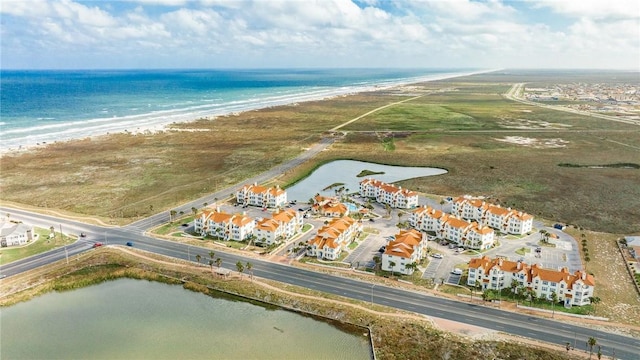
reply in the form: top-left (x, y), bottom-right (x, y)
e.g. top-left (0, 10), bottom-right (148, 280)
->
top-left (286, 160), bottom-right (447, 202)
top-left (1, 279), bottom-right (371, 359)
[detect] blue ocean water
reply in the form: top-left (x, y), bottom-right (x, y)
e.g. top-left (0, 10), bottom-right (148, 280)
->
top-left (0, 68), bottom-right (478, 151)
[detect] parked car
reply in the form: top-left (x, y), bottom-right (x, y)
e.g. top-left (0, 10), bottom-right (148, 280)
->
top-left (93, 242), bottom-right (103, 248)
top-left (431, 253), bottom-right (443, 259)
top-left (448, 243), bottom-right (457, 249)
top-left (80, 232), bottom-right (86, 237)
top-left (378, 246), bottom-right (386, 252)
top-left (451, 268), bottom-right (463, 275)
top-left (126, 242), bottom-right (134, 247)
top-left (553, 223), bottom-right (566, 230)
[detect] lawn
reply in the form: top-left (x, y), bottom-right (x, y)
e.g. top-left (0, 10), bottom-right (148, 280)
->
top-left (0, 228), bottom-right (76, 265)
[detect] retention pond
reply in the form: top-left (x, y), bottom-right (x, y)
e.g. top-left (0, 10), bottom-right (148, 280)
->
top-left (1, 279), bottom-right (371, 359)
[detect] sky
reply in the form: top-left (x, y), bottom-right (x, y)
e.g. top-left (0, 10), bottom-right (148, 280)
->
top-left (1, 0), bottom-right (639, 70)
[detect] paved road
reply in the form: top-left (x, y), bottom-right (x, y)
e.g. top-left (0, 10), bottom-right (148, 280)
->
top-left (2, 208), bottom-right (639, 359)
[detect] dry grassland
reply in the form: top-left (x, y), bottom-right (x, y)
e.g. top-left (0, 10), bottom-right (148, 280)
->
top-left (564, 228), bottom-right (640, 326)
top-left (1, 73), bottom-right (638, 235)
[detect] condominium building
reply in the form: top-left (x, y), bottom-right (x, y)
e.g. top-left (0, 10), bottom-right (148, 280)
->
top-left (311, 195), bottom-right (350, 217)
top-left (236, 183), bottom-right (287, 209)
top-left (382, 229), bottom-right (427, 275)
top-left (306, 216), bottom-right (362, 260)
top-left (452, 196), bottom-right (533, 235)
top-left (194, 208), bottom-right (255, 241)
top-left (409, 205), bottom-right (495, 250)
top-left (0, 220), bottom-right (34, 247)
top-left (467, 256), bottom-right (595, 307)
top-left (254, 209), bottom-right (303, 246)
top-left (359, 178), bottom-right (419, 209)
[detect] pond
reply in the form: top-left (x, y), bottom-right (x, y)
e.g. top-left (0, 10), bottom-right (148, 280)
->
top-left (287, 160), bottom-right (447, 201)
top-left (0, 279), bottom-right (371, 360)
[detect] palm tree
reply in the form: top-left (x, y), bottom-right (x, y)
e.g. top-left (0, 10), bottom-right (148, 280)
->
top-left (209, 251), bottom-right (215, 262)
top-left (551, 291), bottom-right (558, 317)
top-left (246, 262), bottom-right (253, 280)
top-left (208, 260), bottom-right (214, 274)
top-left (170, 210), bottom-right (177, 222)
top-left (236, 261), bottom-right (244, 278)
top-left (215, 257), bottom-right (222, 269)
top-left (195, 254), bottom-right (201, 264)
top-left (539, 229), bottom-right (548, 243)
top-left (389, 260), bottom-right (396, 277)
top-left (587, 337), bottom-right (597, 359)
top-left (373, 256), bottom-right (382, 271)
top-left (405, 262), bottom-right (418, 275)
top-left (192, 207), bottom-right (198, 217)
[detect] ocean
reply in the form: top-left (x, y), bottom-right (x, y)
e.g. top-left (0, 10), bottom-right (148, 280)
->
top-left (0, 68), bottom-right (479, 152)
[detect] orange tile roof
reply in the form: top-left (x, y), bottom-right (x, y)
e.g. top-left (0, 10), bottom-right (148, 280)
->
top-left (446, 217), bottom-right (471, 229)
top-left (384, 242), bottom-right (414, 258)
top-left (256, 218), bottom-right (279, 232)
top-left (469, 223), bottom-right (494, 235)
top-left (272, 209), bottom-right (296, 222)
top-left (486, 205), bottom-right (511, 216)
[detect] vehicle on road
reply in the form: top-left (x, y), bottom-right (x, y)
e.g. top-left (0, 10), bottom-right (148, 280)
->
top-left (432, 253), bottom-right (443, 259)
top-left (451, 268), bottom-right (463, 275)
top-left (448, 244), bottom-right (457, 249)
top-left (126, 242), bottom-right (134, 247)
top-left (80, 232), bottom-right (86, 237)
top-left (93, 242), bottom-right (103, 248)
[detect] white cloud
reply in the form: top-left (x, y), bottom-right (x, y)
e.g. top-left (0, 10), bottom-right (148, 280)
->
top-left (1, 0), bottom-right (638, 69)
top-left (532, 0), bottom-right (640, 21)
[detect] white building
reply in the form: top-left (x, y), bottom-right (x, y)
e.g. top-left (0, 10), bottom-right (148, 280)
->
top-left (0, 221), bottom-right (34, 247)
top-left (468, 256), bottom-right (595, 307)
top-left (307, 216), bottom-right (362, 261)
top-left (194, 208), bottom-right (255, 241)
top-left (452, 196), bottom-right (533, 235)
top-left (382, 229), bottom-right (427, 275)
top-left (254, 209), bottom-right (303, 246)
top-left (409, 205), bottom-right (495, 250)
top-left (359, 178), bottom-right (419, 209)
top-left (236, 183), bottom-right (287, 209)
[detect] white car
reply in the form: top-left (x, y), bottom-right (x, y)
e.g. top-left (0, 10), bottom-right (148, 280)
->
top-left (451, 268), bottom-right (463, 275)
top-left (431, 253), bottom-right (443, 259)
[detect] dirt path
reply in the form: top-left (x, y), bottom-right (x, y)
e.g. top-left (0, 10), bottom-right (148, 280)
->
top-left (329, 95), bottom-right (424, 131)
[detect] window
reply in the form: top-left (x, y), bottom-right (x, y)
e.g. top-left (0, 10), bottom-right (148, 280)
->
top-left (542, 281), bottom-right (548, 285)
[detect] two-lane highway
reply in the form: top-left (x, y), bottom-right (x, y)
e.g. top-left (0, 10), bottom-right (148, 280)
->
top-left (2, 207), bottom-right (639, 359)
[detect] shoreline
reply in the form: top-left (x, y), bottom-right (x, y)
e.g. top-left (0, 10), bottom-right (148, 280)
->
top-left (0, 69), bottom-right (498, 157)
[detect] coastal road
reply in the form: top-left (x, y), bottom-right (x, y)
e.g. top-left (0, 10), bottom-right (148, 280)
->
top-left (2, 208), bottom-right (639, 359)
top-left (125, 137), bottom-right (335, 231)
